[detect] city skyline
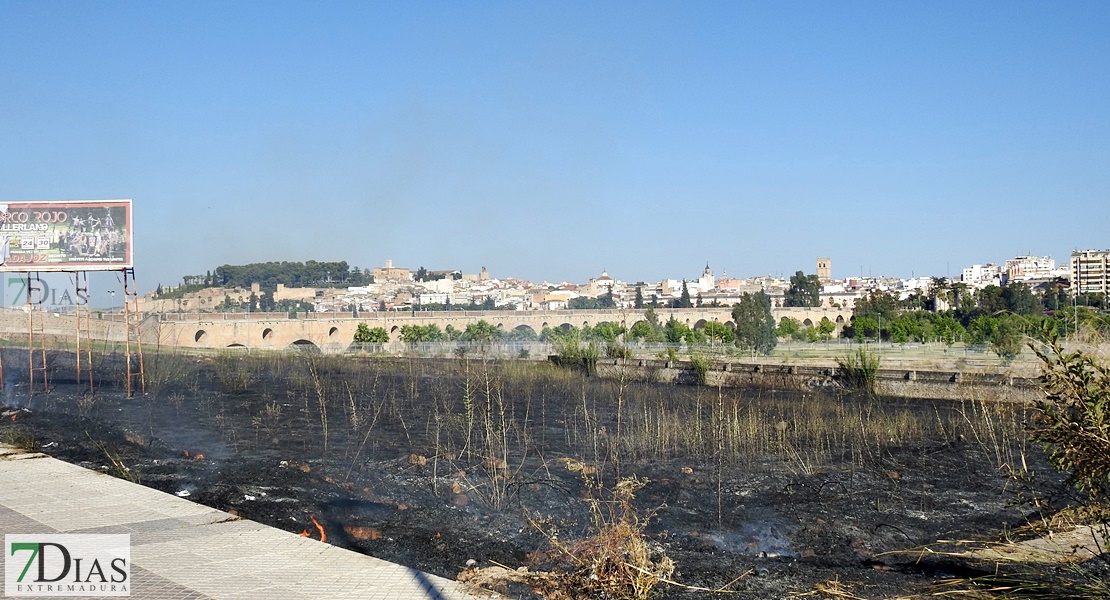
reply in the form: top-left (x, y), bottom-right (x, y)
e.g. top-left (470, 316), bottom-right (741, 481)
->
top-left (2, 2), bottom-right (1108, 299)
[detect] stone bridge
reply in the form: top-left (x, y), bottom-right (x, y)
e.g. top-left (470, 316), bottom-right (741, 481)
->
top-left (155, 307), bottom-right (852, 352)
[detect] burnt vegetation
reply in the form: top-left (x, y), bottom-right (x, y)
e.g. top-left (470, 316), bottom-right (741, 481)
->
top-left (1, 346), bottom-right (1107, 599)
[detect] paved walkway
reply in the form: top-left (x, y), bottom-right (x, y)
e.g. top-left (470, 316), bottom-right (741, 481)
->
top-left (0, 445), bottom-right (490, 599)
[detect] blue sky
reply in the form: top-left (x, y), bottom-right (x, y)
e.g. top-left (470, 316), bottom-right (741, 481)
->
top-left (2, 1), bottom-right (1108, 301)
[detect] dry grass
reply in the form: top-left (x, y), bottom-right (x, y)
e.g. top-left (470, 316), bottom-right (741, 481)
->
top-left (520, 476), bottom-right (676, 600)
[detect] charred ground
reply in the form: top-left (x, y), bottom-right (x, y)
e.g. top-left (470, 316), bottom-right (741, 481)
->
top-left (0, 349), bottom-right (1089, 598)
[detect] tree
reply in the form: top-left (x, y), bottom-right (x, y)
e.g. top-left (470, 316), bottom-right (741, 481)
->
top-left (569, 297), bottom-right (601, 310)
top-left (599, 288), bottom-right (616, 309)
top-left (732, 291), bottom-right (776, 355)
top-left (628, 321), bottom-right (657, 341)
top-left (977, 285), bottom-right (1007, 315)
top-left (592, 321), bottom-right (626, 343)
top-left (462, 320), bottom-right (501, 343)
top-left (853, 291), bottom-right (900, 325)
top-left (399, 324), bottom-right (444, 343)
top-left (634, 287), bottom-right (644, 309)
top-left (932, 314), bottom-right (964, 346)
top-left (889, 315), bottom-right (922, 344)
top-left (353, 323), bottom-right (388, 344)
top-left (678, 281), bottom-right (692, 309)
top-left (785, 271), bottom-right (821, 307)
top-left (248, 292), bottom-right (258, 313)
top-left (852, 316), bottom-right (880, 341)
top-left (776, 317), bottom-right (801, 339)
top-left (817, 317), bottom-right (836, 341)
top-left (663, 318), bottom-right (692, 343)
top-left (1002, 282), bottom-right (1039, 316)
top-left (260, 291), bottom-right (276, 312)
top-left (703, 321), bottom-right (735, 344)
top-left (504, 326), bottom-right (539, 341)
top-left (968, 314), bottom-right (1024, 361)
top-left (415, 266), bottom-right (428, 282)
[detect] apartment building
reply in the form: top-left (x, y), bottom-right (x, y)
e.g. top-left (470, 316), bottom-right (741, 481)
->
top-left (1070, 250), bottom-right (1110, 295)
top-left (1004, 255), bottom-right (1055, 281)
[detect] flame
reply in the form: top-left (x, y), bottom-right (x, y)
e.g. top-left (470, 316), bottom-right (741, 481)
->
top-left (184, 451), bottom-right (205, 460)
top-left (310, 514), bottom-right (327, 543)
top-left (184, 451), bottom-right (190, 457)
top-left (10, 414), bottom-right (16, 422)
top-left (195, 454), bottom-right (205, 460)
top-left (299, 530), bottom-right (310, 537)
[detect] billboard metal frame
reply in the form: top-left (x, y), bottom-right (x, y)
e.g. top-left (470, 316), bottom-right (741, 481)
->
top-left (0, 199), bottom-right (133, 272)
top-left (0, 200), bottom-right (143, 396)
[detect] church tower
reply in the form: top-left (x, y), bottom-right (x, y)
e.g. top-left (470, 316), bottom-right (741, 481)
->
top-left (817, 258), bottom-right (831, 282)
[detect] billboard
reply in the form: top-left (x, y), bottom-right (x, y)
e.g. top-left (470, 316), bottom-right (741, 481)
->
top-left (0, 200), bottom-right (132, 272)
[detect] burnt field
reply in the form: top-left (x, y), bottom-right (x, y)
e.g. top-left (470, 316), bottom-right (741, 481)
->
top-left (0, 349), bottom-right (1099, 598)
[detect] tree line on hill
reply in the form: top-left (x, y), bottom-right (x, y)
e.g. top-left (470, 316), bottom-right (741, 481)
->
top-left (160, 261), bottom-right (370, 297)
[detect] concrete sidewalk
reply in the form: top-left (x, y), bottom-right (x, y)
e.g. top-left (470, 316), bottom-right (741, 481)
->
top-left (0, 445), bottom-right (489, 599)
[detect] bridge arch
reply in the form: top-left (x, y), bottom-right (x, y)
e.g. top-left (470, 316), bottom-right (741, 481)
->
top-left (262, 328), bottom-right (273, 341)
top-left (328, 327), bottom-right (339, 337)
top-left (693, 319), bottom-right (708, 330)
top-left (194, 330), bottom-right (207, 343)
top-left (290, 339), bottom-right (321, 353)
top-left (803, 318), bottom-right (813, 327)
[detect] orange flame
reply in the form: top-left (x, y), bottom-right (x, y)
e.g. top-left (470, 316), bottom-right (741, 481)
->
top-left (10, 414), bottom-right (16, 422)
top-left (310, 514), bottom-right (327, 543)
top-left (184, 451), bottom-right (190, 457)
top-left (299, 530), bottom-right (310, 537)
top-left (195, 454), bottom-right (205, 460)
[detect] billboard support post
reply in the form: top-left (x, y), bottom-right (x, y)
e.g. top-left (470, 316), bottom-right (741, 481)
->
top-left (123, 268), bottom-right (145, 397)
top-left (75, 271), bottom-right (94, 394)
top-left (28, 273), bottom-right (49, 395)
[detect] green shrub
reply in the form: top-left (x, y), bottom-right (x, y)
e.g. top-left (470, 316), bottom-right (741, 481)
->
top-left (688, 354), bottom-right (710, 386)
top-left (837, 346), bottom-right (880, 396)
top-left (606, 343), bottom-right (632, 360)
top-left (1029, 333), bottom-right (1110, 495)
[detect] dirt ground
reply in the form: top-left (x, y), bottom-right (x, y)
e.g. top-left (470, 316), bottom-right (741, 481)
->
top-left (1, 350), bottom-right (1104, 599)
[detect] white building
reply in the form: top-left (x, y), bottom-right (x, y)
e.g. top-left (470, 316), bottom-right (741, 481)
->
top-left (961, 264), bottom-right (1002, 288)
top-left (1004, 256), bottom-right (1055, 281)
top-left (696, 264), bottom-right (716, 294)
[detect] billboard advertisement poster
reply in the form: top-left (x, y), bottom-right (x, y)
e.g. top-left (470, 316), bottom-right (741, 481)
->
top-left (0, 200), bottom-right (132, 272)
